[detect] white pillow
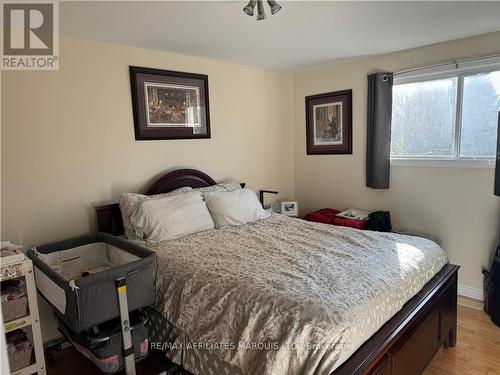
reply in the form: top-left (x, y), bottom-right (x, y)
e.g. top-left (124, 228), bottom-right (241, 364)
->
top-left (119, 187), bottom-right (193, 239)
top-left (204, 188), bottom-right (270, 228)
top-left (194, 181), bottom-right (242, 193)
top-left (130, 191), bottom-right (215, 242)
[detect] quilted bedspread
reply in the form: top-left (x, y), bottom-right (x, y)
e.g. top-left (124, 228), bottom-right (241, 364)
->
top-left (137, 214), bottom-right (447, 375)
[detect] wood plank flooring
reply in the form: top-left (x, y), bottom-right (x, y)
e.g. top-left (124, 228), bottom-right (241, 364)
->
top-left (46, 348), bottom-right (179, 374)
top-left (423, 304), bottom-right (500, 375)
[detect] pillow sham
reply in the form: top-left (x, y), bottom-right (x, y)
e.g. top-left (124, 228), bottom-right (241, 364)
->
top-left (193, 180), bottom-right (242, 194)
top-left (130, 191), bottom-right (215, 242)
top-left (119, 187), bottom-right (192, 239)
top-left (204, 188), bottom-right (270, 228)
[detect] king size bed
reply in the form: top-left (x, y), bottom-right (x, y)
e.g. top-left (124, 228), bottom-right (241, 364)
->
top-left (95, 169), bottom-right (458, 375)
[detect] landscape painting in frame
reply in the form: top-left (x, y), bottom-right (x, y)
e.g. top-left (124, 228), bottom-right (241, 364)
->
top-left (313, 102), bottom-right (343, 145)
top-left (130, 66), bottom-right (210, 140)
top-left (306, 89), bottom-right (352, 154)
top-left (145, 83), bottom-right (200, 127)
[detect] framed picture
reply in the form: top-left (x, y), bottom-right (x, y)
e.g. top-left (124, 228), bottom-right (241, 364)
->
top-left (305, 89), bottom-right (352, 154)
top-left (129, 66), bottom-right (210, 140)
top-left (281, 201), bottom-right (298, 216)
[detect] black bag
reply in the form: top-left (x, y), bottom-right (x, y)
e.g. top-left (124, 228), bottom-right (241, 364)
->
top-left (491, 256), bottom-right (500, 327)
top-left (367, 211), bottom-right (392, 232)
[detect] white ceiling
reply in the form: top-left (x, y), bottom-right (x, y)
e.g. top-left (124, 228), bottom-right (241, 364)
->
top-left (60, 1), bottom-right (500, 72)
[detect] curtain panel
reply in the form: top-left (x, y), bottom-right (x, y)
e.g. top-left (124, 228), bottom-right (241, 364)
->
top-left (366, 72), bottom-right (393, 189)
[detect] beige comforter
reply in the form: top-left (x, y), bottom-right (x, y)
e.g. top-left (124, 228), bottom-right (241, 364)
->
top-left (137, 214), bottom-right (447, 375)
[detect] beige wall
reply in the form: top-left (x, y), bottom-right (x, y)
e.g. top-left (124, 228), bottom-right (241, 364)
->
top-left (293, 32), bottom-right (500, 294)
top-left (1, 36), bottom-right (294, 340)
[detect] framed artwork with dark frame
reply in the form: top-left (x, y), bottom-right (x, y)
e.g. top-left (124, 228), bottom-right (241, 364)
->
top-left (129, 66), bottom-right (211, 140)
top-left (305, 89), bottom-right (352, 154)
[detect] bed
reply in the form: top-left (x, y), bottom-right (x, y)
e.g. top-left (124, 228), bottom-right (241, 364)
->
top-left (95, 168), bottom-right (459, 375)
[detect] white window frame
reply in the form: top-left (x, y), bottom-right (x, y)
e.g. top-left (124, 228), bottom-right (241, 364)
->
top-left (390, 56), bottom-right (500, 168)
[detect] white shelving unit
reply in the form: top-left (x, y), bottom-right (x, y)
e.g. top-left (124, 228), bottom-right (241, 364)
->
top-left (1, 250), bottom-right (46, 375)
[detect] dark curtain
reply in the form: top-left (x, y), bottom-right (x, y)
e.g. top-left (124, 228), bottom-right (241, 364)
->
top-left (366, 72), bottom-right (393, 189)
top-left (495, 111), bottom-right (500, 196)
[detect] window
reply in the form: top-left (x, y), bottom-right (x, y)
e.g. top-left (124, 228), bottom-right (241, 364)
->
top-left (461, 72), bottom-right (500, 157)
top-left (390, 59), bottom-right (500, 165)
top-left (392, 78), bottom-right (457, 157)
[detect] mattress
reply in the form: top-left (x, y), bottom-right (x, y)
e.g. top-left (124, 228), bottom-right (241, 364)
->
top-left (136, 214), bottom-right (448, 375)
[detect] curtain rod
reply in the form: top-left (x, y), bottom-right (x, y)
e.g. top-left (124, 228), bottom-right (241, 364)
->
top-left (390, 52), bottom-right (500, 77)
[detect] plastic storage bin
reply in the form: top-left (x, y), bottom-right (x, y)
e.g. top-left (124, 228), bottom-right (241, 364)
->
top-left (1, 279), bottom-right (28, 322)
top-left (27, 233), bottom-right (156, 333)
top-left (58, 311), bottom-right (149, 373)
top-left (6, 329), bottom-right (33, 372)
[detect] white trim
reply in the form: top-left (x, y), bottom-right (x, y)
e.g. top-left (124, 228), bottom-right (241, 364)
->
top-left (390, 157), bottom-right (495, 168)
top-left (458, 284), bottom-right (484, 301)
top-left (394, 55), bottom-right (500, 83)
top-left (454, 74), bottom-right (463, 157)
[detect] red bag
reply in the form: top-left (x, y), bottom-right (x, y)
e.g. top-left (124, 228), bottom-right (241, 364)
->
top-left (303, 208), bottom-right (339, 224)
top-left (304, 208), bottom-right (367, 230)
top-left (332, 216), bottom-right (367, 230)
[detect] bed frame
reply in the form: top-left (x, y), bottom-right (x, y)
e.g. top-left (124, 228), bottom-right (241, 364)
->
top-left (95, 168), bottom-right (459, 375)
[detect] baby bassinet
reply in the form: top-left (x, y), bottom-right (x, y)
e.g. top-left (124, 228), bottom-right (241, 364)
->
top-left (27, 233), bottom-right (156, 333)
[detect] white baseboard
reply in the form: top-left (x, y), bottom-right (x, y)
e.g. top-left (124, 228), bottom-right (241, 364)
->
top-left (458, 284), bottom-right (484, 301)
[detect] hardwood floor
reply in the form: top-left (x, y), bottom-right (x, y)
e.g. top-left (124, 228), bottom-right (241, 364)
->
top-left (46, 348), bottom-right (180, 374)
top-left (423, 304), bottom-right (500, 375)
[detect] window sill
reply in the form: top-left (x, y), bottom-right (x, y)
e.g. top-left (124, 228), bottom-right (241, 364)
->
top-left (390, 157), bottom-right (496, 168)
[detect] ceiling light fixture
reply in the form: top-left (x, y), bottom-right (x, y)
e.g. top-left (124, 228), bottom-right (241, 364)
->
top-left (267, 0), bottom-right (282, 15)
top-left (243, 0), bottom-right (256, 16)
top-left (243, 0), bottom-right (281, 20)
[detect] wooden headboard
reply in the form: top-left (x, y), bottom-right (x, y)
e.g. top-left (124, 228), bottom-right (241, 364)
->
top-left (95, 169), bottom-right (218, 236)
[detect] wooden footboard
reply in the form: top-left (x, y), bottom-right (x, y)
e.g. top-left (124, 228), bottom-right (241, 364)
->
top-left (333, 264), bottom-right (459, 375)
